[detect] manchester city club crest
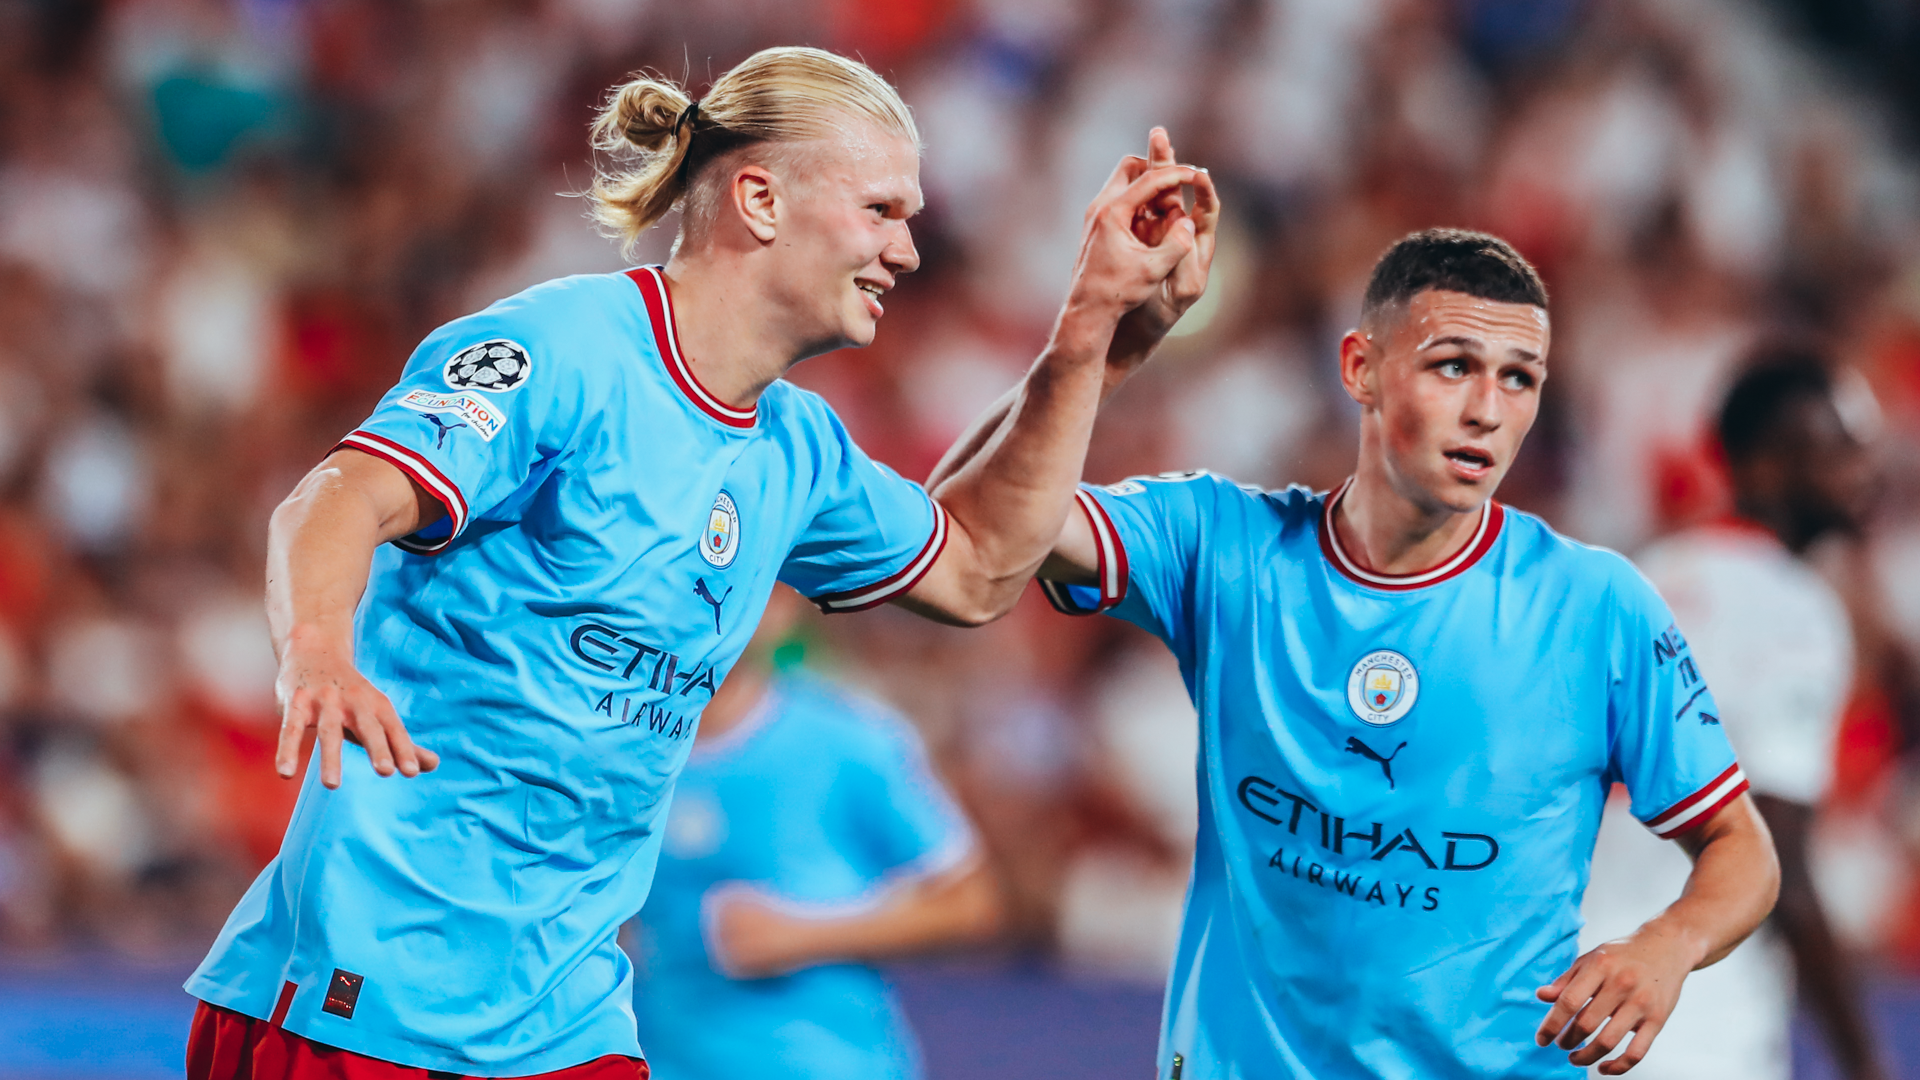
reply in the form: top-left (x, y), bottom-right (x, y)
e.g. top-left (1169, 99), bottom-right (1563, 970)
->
top-left (700, 491), bottom-right (740, 569)
top-left (1346, 649), bottom-right (1419, 726)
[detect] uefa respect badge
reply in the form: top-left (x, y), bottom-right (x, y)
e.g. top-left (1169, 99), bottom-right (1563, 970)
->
top-left (1347, 649), bottom-right (1419, 726)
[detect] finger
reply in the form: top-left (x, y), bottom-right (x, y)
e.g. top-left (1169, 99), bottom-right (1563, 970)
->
top-left (416, 744), bottom-right (441, 773)
top-left (1087, 155), bottom-right (1151, 223)
top-left (275, 691), bottom-right (312, 779)
top-left (1558, 977), bottom-right (1630, 1051)
top-left (1568, 1004), bottom-right (1641, 1066)
top-left (1139, 217), bottom-right (1197, 278)
top-left (1189, 168), bottom-right (1221, 236)
top-left (374, 698), bottom-right (422, 777)
top-left (1599, 1016), bottom-right (1663, 1075)
top-left (353, 704), bottom-right (397, 777)
top-left (1104, 165), bottom-right (1201, 223)
top-left (1147, 126), bottom-right (1174, 168)
top-left (315, 697), bottom-right (347, 790)
top-left (1534, 960), bottom-right (1603, 1044)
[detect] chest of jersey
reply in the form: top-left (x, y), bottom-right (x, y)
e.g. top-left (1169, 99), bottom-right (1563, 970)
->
top-left (1190, 531), bottom-right (1621, 933)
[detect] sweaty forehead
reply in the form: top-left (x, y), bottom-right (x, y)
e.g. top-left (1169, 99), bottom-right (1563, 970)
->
top-left (1399, 289), bottom-right (1550, 358)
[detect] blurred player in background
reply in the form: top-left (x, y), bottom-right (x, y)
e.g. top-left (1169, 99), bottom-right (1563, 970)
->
top-left (630, 585), bottom-right (1001, 1080)
top-left (1583, 348), bottom-right (1885, 1080)
top-left (1006, 229), bottom-right (1782, 1078)
top-left (182, 46), bottom-right (1215, 1080)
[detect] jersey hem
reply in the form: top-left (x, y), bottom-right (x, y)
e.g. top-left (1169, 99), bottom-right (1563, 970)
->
top-left (627, 266), bottom-right (758, 430)
top-left (1039, 488), bottom-right (1127, 615)
top-left (1644, 763), bottom-right (1749, 838)
top-left (336, 431), bottom-right (470, 554)
top-left (811, 500), bottom-right (951, 613)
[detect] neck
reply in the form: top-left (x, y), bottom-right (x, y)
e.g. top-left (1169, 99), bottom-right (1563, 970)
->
top-left (1730, 497), bottom-right (1816, 556)
top-left (696, 662), bottom-right (771, 746)
top-left (661, 253), bottom-right (805, 409)
top-left (1335, 454), bottom-right (1486, 576)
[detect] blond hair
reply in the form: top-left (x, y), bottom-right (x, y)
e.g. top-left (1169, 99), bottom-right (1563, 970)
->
top-left (588, 47), bottom-right (920, 252)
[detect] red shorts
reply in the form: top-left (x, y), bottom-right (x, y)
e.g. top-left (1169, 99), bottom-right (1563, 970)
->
top-left (186, 1001), bottom-right (649, 1080)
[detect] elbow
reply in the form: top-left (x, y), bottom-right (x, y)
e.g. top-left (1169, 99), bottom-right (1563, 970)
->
top-left (942, 860), bottom-right (1008, 945)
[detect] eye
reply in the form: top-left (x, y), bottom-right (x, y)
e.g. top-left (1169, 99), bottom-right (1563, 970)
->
top-left (1501, 370), bottom-right (1536, 391)
top-left (1437, 359), bottom-right (1468, 378)
top-left (868, 203), bottom-right (891, 217)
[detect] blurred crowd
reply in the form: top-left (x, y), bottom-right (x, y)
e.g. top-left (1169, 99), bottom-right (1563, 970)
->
top-left (3, 0), bottom-right (1920, 985)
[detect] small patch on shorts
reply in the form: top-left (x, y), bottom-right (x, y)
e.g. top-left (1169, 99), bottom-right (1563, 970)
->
top-left (322, 969), bottom-right (364, 1019)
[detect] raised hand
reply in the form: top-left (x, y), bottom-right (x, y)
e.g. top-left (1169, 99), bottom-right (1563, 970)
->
top-left (275, 632), bottom-right (439, 790)
top-left (1061, 144), bottom-right (1203, 331)
top-left (1092, 128), bottom-right (1221, 382)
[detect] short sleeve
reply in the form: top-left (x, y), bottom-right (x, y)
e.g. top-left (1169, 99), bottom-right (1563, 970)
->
top-left (777, 404), bottom-right (946, 613)
top-left (1605, 562), bottom-right (1749, 839)
top-left (1039, 474), bottom-right (1212, 645)
top-left (843, 711), bottom-right (975, 878)
top-left (339, 314), bottom-right (585, 555)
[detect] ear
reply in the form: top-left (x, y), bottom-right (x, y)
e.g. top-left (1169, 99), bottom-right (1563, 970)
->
top-left (1339, 329), bottom-right (1378, 408)
top-left (731, 164), bottom-right (779, 243)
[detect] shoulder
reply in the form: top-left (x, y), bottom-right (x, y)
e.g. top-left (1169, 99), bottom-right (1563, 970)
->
top-left (1500, 507), bottom-right (1667, 614)
top-left (1097, 469), bottom-right (1297, 520)
top-left (416, 273), bottom-right (634, 388)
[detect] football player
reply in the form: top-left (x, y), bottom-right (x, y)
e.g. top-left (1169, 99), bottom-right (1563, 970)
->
top-left (630, 585), bottom-right (1000, 1080)
top-left (1583, 348), bottom-right (1886, 1080)
top-left (1000, 229), bottom-right (1780, 1077)
top-left (183, 47), bottom-right (1216, 1080)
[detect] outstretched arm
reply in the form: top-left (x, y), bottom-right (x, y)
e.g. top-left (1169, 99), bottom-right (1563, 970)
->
top-left (916, 130), bottom-right (1218, 607)
top-left (268, 449), bottom-right (445, 789)
top-left (1535, 793), bottom-right (1779, 1074)
top-left (703, 857), bottom-right (1004, 979)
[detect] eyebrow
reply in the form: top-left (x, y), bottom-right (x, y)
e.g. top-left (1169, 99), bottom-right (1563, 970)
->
top-left (1419, 335), bottom-right (1542, 364)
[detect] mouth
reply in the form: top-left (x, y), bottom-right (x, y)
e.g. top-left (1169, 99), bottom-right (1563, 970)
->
top-left (1442, 447), bottom-right (1495, 481)
top-left (855, 280), bottom-right (888, 318)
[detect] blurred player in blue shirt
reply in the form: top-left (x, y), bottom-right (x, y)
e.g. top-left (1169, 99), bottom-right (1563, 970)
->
top-left (184, 47), bottom-right (1217, 1080)
top-left (630, 586), bottom-right (999, 1080)
top-left (937, 229), bottom-right (1784, 1078)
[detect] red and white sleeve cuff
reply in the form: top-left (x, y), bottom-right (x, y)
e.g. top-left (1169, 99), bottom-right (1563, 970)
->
top-left (811, 501), bottom-right (951, 614)
top-left (335, 430), bottom-right (469, 555)
top-left (1643, 763), bottom-right (1749, 839)
top-left (1039, 488), bottom-right (1127, 616)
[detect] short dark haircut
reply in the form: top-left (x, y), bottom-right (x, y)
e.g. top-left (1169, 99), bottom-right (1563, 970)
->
top-left (1717, 344), bottom-right (1834, 465)
top-left (1360, 228), bottom-right (1548, 328)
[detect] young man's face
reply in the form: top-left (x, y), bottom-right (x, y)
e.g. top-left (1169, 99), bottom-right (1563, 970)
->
top-left (1342, 289), bottom-right (1550, 514)
top-left (770, 124), bottom-right (923, 354)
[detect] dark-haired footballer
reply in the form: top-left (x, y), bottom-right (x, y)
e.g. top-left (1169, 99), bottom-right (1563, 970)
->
top-left (937, 230), bottom-right (1783, 1078)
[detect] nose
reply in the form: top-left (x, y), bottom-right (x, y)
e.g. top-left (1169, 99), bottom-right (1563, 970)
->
top-left (1463, 374), bottom-right (1502, 432)
top-left (884, 219), bottom-right (920, 276)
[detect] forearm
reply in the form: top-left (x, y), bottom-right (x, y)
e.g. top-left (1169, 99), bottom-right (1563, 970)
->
top-left (921, 314), bottom-right (1114, 619)
top-left (1658, 795), bottom-right (1780, 969)
top-left (781, 862), bottom-right (1003, 966)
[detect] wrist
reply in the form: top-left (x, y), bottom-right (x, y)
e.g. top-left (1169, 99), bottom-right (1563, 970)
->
top-left (283, 621), bottom-right (356, 661)
top-left (1052, 293), bottom-right (1128, 357)
top-left (1638, 912), bottom-right (1713, 971)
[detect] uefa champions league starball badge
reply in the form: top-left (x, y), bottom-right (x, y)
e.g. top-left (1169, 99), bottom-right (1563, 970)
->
top-left (1347, 650), bottom-right (1419, 726)
top-left (701, 491), bottom-right (740, 569)
top-left (444, 339), bottom-right (532, 392)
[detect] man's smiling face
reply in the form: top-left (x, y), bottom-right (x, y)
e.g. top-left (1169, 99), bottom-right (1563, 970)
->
top-left (1347, 289), bottom-right (1550, 515)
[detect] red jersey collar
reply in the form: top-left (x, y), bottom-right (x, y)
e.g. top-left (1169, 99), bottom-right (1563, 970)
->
top-left (1319, 478), bottom-right (1505, 590)
top-left (627, 266), bottom-right (758, 429)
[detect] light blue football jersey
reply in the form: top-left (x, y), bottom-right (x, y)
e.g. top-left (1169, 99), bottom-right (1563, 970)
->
top-left (1043, 474), bottom-right (1747, 1080)
top-left (630, 671), bottom-right (972, 1080)
top-left (185, 267), bottom-right (948, 1075)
